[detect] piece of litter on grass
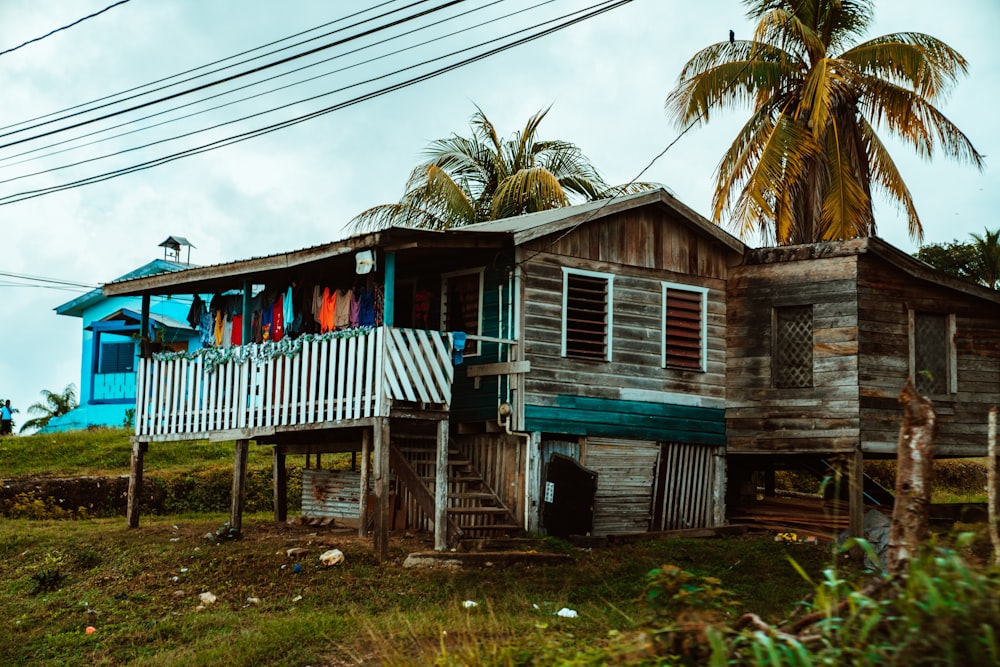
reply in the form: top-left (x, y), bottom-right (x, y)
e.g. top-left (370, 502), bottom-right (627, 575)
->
top-left (85, 626), bottom-right (96, 635)
top-left (319, 549), bottom-right (344, 566)
top-left (292, 595), bottom-right (303, 603)
top-left (463, 600), bottom-right (478, 608)
top-left (246, 597), bottom-right (261, 605)
top-left (555, 608), bottom-right (578, 618)
top-left (199, 592), bottom-right (217, 605)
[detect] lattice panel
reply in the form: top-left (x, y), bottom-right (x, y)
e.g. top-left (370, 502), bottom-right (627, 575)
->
top-left (774, 306), bottom-right (813, 388)
top-left (914, 313), bottom-right (947, 394)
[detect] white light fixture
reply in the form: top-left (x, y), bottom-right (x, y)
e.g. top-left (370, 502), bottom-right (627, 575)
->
top-left (355, 250), bottom-right (376, 275)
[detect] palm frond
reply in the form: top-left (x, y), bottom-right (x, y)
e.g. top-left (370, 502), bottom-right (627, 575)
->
top-left (857, 115), bottom-right (921, 241)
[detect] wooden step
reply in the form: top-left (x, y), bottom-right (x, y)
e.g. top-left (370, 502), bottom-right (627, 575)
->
top-left (448, 507), bottom-right (510, 515)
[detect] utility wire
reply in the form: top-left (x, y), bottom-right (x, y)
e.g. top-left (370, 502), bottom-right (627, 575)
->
top-left (0, 0), bottom-right (401, 133)
top-left (0, 0), bottom-right (132, 58)
top-left (0, 0), bottom-right (632, 204)
top-left (0, 270), bottom-right (99, 289)
top-left (0, 0), bottom-right (524, 169)
top-left (0, 0), bottom-right (464, 147)
top-left (0, 0), bottom-right (561, 183)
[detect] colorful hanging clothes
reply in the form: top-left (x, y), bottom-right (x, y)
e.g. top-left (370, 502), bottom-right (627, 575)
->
top-left (214, 311), bottom-right (224, 347)
top-left (231, 314), bottom-right (243, 346)
top-left (272, 298), bottom-right (284, 342)
top-left (319, 287), bottom-right (337, 333)
top-left (334, 289), bottom-right (351, 329)
top-left (349, 290), bottom-right (361, 328)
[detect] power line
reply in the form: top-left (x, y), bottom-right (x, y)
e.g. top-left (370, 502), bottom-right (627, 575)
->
top-left (0, 0), bottom-right (132, 58)
top-left (0, 0), bottom-right (521, 170)
top-left (0, 0), bottom-right (402, 133)
top-left (0, 0), bottom-right (464, 148)
top-left (0, 270), bottom-right (99, 289)
top-left (0, 0), bottom-right (633, 205)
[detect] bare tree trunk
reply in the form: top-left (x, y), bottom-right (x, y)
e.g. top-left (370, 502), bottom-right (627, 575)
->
top-left (886, 379), bottom-right (937, 576)
top-left (988, 407), bottom-right (999, 567)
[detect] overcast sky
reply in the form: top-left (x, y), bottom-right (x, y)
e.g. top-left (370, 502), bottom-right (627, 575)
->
top-left (0, 0), bottom-right (996, 427)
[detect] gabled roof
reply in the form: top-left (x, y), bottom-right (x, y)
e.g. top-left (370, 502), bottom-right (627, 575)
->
top-left (103, 190), bottom-right (745, 298)
top-left (456, 188), bottom-right (747, 253)
top-left (746, 236), bottom-right (1000, 305)
top-left (56, 259), bottom-right (192, 317)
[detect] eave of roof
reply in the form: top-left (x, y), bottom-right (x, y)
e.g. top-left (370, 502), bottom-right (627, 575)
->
top-left (746, 236), bottom-right (1000, 305)
top-left (57, 259), bottom-right (193, 316)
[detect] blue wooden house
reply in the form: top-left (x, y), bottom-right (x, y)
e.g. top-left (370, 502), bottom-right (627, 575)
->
top-left (48, 257), bottom-right (199, 431)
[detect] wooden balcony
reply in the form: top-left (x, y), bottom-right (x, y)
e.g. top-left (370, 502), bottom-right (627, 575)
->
top-left (133, 327), bottom-right (454, 441)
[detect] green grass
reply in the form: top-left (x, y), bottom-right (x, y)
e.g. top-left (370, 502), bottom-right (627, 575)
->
top-left (0, 515), bottom-right (838, 666)
top-left (2, 430), bottom-right (996, 665)
top-left (0, 428), bottom-right (273, 478)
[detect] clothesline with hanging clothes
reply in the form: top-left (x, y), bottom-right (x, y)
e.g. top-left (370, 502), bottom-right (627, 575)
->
top-left (186, 279), bottom-right (384, 350)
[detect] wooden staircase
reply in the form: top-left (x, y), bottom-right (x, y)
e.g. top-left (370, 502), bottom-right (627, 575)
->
top-left (390, 432), bottom-right (522, 545)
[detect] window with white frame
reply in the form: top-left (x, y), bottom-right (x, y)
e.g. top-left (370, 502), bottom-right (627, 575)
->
top-left (661, 283), bottom-right (707, 371)
top-left (441, 268), bottom-right (483, 356)
top-left (772, 305), bottom-right (813, 388)
top-left (910, 310), bottom-right (956, 395)
top-left (561, 267), bottom-right (614, 360)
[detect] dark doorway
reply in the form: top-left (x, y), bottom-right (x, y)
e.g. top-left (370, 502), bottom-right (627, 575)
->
top-left (542, 453), bottom-right (597, 538)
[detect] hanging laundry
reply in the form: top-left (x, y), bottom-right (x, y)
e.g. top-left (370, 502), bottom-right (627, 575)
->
top-left (231, 314), bottom-right (243, 346)
top-left (349, 289), bottom-right (361, 328)
top-left (334, 288), bottom-right (351, 329)
top-left (272, 296), bottom-right (284, 342)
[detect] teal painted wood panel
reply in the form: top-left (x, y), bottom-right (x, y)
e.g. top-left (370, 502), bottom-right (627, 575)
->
top-left (525, 394), bottom-right (725, 444)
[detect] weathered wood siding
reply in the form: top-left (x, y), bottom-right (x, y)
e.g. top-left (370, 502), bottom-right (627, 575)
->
top-left (457, 432), bottom-right (526, 523)
top-left (857, 257), bottom-right (1000, 456)
top-left (519, 209), bottom-right (734, 444)
top-left (582, 438), bottom-right (660, 535)
top-left (726, 253), bottom-right (861, 453)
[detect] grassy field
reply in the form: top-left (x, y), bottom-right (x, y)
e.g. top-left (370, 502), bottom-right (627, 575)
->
top-left (0, 514), bottom-right (842, 666)
top-left (0, 428), bottom-right (994, 665)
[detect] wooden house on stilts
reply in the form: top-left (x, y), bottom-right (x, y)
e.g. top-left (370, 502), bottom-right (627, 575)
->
top-left (103, 189), bottom-right (1000, 557)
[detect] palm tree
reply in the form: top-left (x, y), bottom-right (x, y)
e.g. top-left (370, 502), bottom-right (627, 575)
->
top-left (665, 0), bottom-right (982, 245)
top-left (969, 228), bottom-right (1000, 290)
top-left (350, 106), bottom-right (657, 231)
top-left (19, 384), bottom-right (78, 434)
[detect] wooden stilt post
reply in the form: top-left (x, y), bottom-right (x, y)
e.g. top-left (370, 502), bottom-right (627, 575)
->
top-left (434, 419), bottom-right (450, 551)
top-left (373, 418), bottom-right (390, 562)
top-left (849, 448), bottom-right (865, 540)
top-left (126, 440), bottom-right (148, 528)
top-left (359, 428), bottom-right (371, 537)
top-left (230, 439), bottom-right (250, 535)
top-left (273, 446), bottom-right (287, 523)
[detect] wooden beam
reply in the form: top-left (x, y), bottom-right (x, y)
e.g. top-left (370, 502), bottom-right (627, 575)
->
top-left (373, 418), bottom-right (390, 562)
top-left (273, 446), bottom-right (287, 523)
top-left (465, 361), bottom-right (531, 378)
top-left (230, 439), bottom-right (250, 535)
top-left (359, 428), bottom-right (371, 538)
top-left (126, 440), bottom-right (148, 528)
top-left (435, 419), bottom-right (450, 551)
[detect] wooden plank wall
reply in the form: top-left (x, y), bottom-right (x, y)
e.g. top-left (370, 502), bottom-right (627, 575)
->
top-left (519, 210), bottom-right (732, 439)
top-left (857, 258), bottom-right (1000, 456)
top-left (726, 255), bottom-right (861, 453)
top-left (459, 433), bottom-right (525, 522)
top-left (582, 437), bottom-right (660, 535)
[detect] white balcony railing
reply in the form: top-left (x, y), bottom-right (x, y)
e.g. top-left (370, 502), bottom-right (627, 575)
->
top-left (133, 327), bottom-right (453, 439)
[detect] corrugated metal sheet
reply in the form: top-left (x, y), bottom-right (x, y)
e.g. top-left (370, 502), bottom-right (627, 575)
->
top-left (301, 469), bottom-right (366, 521)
